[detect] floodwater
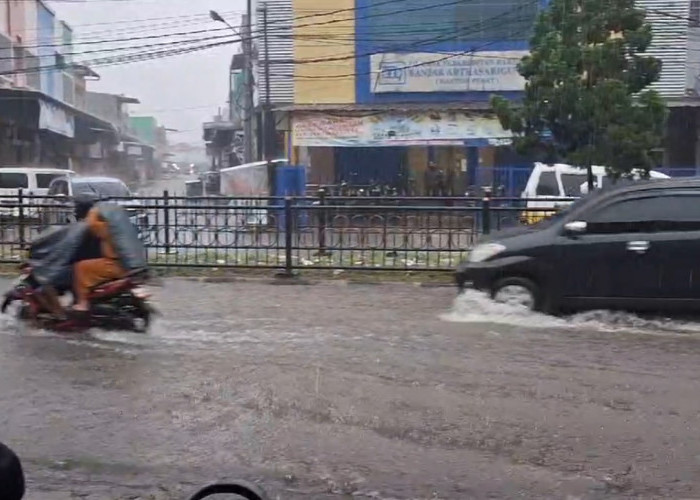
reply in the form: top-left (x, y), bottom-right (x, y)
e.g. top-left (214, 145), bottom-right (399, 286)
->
top-left (2, 279), bottom-right (700, 499)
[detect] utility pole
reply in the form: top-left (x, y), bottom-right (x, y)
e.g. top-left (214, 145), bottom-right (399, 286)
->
top-left (210, 8), bottom-right (254, 163)
top-left (262, 3), bottom-right (274, 161)
top-left (243, 0), bottom-right (255, 163)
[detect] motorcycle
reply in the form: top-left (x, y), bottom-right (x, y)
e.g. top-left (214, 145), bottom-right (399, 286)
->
top-left (2, 266), bottom-right (156, 333)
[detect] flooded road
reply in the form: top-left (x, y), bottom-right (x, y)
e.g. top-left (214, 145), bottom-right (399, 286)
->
top-left (2, 279), bottom-right (700, 499)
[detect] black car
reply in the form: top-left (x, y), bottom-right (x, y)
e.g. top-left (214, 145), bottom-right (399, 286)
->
top-left (456, 177), bottom-right (700, 314)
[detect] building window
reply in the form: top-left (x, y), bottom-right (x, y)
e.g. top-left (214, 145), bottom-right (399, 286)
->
top-left (0, 35), bottom-right (12, 75)
top-left (691, 0), bottom-right (700, 27)
top-left (455, 0), bottom-right (539, 41)
top-left (367, 0), bottom-right (538, 47)
top-left (55, 52), bottom-right (65, 69)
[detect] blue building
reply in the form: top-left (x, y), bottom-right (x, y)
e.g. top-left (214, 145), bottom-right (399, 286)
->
top-left (287, 0), bottom-right (700, 196)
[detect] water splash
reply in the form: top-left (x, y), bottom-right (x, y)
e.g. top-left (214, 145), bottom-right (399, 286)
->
top-left (442, 289), bottom-right (700, 335)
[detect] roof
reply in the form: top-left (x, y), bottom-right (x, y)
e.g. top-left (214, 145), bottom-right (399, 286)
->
top-left (71, 64), bottom-right (99, 79)
top-left (220, 159), bottom-right (289, 174)
top-left (276, 102), bottom-right (495, 113)
top-left (0, 88), bottom-right (116, 134)
top-left (0, 167), bottom-right (73, 174)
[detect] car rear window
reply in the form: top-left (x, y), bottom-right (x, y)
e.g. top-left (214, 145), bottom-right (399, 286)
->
top-left (0, 172), bottom-right (28, 189)
top-left (536, 171), bottom-right (559, 196)
top-left (560, 173), bottom-right (586, 196)
top-left (36, 173), bottom-right (64, 189)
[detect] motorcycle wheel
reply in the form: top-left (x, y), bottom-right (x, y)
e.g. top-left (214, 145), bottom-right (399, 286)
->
top-left (130, 298), bottom-right (153, 333)
top-left (16, 304), bottom-right (32, 321)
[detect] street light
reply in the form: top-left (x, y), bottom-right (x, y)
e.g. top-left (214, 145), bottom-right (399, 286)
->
top-left (209, 8), bottom-right (254, 164)
top-left (209, 10), bottom-right (239, 34)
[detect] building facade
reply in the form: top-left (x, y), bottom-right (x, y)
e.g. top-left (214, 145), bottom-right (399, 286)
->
top-left (263, 0), bottom-right (700, 195)
top-left (0, 0), bottom-right (160, 182)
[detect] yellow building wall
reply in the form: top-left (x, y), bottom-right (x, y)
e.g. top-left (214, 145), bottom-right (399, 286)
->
top-left (293, 0), bottom-right (355, 104)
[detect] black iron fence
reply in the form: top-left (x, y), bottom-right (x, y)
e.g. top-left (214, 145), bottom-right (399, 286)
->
top-left (0, 191), bottom-right (569, 272)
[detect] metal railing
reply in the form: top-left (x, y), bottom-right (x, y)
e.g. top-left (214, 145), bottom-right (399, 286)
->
top-left (0, 191), bottom-right (567, 272)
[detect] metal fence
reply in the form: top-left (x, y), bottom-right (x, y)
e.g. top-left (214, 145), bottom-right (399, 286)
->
top-left (0, 192), bottom-right (561, 272)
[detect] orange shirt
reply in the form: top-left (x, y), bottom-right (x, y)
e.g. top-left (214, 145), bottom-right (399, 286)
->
top-left (85, 207), bottom-right (118, 260)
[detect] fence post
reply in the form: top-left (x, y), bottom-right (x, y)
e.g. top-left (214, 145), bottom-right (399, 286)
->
top-left (163, 189), bottom-right (171, 254)
top-left (17, 188), bottom-right (25, 251)
top-left (316, 188), bottom-right (329, 256)
top-left (481, 194), bottom-right (491, 235)
top-left (283, 196), bottom-right (294, 276)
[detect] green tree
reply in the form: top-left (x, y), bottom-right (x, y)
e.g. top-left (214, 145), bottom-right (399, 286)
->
top-left (491, 0), bottom-right (667, 188)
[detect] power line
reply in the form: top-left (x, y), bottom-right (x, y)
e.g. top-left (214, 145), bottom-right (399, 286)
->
top-left (0, 37), bottom-right (237, 77)
top-left (0, 0), bottom-right (534, 78)
top-left (73, 13), bottom-right (239, 41)
top-left (0, 32), bottom-right (237, 61)
top-left (19, 0), bottom-right (500, 53)
top-left (0, 0), bottom-right (524, 62)
top-left (15, 26), bottom-right (232, 50)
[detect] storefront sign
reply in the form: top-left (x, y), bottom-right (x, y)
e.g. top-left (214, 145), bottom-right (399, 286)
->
top-left (125, 144), bottom-right (143, 157)
top-left (39, 101), bottom-right (75, 138)
top-left (370, 51), bottom-right (528, 93)
top-left (292, 115), bottom-right (366, 146)
top-left (292, 112), bottom-right (512, 147)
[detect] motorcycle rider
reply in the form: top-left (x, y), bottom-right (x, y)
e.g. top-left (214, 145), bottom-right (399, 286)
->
top-left (31, 193), bottom-right (103, 317)
top-left (71, 202), bottom-right (139, 316)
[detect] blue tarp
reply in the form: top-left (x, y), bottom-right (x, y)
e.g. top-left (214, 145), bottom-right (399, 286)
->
top-left (29, 223), bottom-right (90, 288)
top-left (96, 202), bottom-right (147, 271)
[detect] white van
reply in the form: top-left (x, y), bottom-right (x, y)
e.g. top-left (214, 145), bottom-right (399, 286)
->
top-left (520, 163), bottom-right (670, 224)
top-left (0, 167), bottom-right (75, 217)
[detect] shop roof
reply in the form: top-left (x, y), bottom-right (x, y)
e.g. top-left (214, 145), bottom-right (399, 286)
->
top-left (274, 102), bottom-right (498, 113)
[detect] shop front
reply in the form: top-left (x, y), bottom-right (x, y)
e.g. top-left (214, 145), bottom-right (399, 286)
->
top-left (0, 88), bottom-right (78, 168)
top-left (290, 108), bottom-right (513, 195)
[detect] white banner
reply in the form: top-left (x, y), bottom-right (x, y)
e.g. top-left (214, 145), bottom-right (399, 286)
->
top-left (292, 112), bottom-right (512, 147)
top-left (370, 51), bottom-right (528, 93)
top-left (38, 100), bottom-right (75, 138)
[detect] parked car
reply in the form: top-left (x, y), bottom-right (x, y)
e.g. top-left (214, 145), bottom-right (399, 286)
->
top-left (42, 176), bottom-right (146, 226)
top-left (456, 177), bottom-right (700, 315)
top-left (0, 167), bottom-right (74, 218)
top-left (519, 163), bottom-right (670, 225)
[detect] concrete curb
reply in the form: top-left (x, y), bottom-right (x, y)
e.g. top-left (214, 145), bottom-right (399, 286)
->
top-left (0, 269), bottom-right (453, 288)
top-left (170, 276), bottom-right (455, 288)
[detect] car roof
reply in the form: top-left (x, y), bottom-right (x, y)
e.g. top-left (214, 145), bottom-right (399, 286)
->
top-left (533, 162), bottom-right (670, 179)
top-left (0, 167), bottom-right (74, 174)
top-left (71, 176), bottom-right (126, 184)
top-left (570, 177), bottom-right (700, 214)
top-left (604, 176), bottom-right (700, 194)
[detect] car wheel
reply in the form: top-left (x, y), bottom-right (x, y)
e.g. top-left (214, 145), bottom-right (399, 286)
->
top-left (491, 277), bottom-right (541, 311)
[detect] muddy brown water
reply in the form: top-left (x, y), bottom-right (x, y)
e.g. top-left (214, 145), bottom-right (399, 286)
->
top-left (1, 279), bottom-right (700, 499)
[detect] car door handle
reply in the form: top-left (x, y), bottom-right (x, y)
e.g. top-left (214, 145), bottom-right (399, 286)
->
top-left (627, 241), bottom-right (650, 254)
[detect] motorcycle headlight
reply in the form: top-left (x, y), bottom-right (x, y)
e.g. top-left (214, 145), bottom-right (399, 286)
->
top-left (468, 243), bottom-right (506, 263)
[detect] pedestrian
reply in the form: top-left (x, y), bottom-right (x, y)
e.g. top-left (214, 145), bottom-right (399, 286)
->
top-left (425, 161), bottom-right (440, 196)
top-left (0, 442), bottom-right (25, 500)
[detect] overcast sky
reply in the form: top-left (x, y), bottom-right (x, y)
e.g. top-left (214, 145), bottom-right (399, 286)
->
top-left (49, 0), bottom-right (246, 145)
